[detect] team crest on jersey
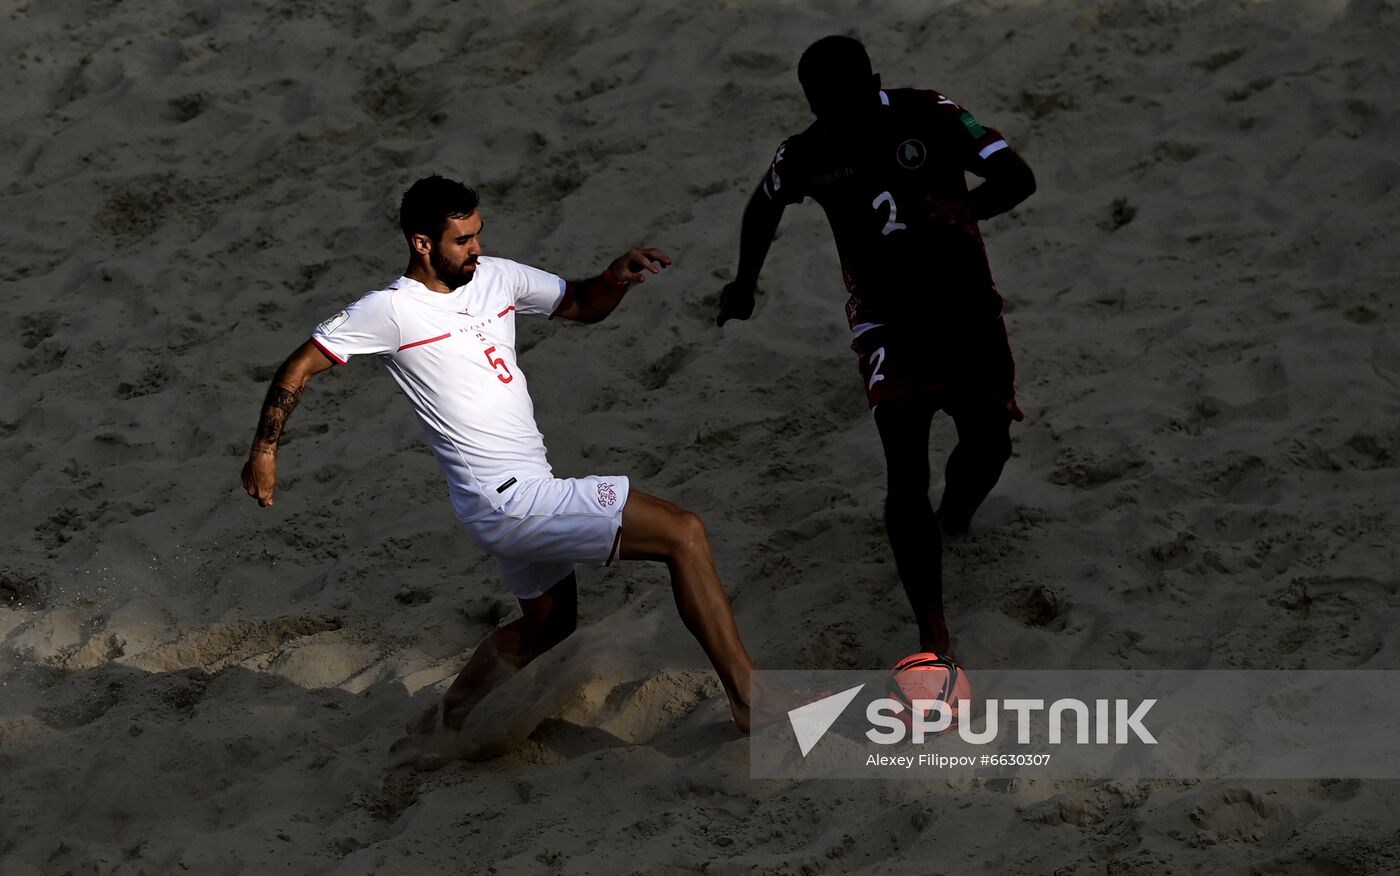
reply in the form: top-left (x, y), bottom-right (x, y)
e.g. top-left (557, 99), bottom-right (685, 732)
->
top-left (317, 310), bottom-right (349, 335)
top-left (896, 139), bottom-right (927, 170)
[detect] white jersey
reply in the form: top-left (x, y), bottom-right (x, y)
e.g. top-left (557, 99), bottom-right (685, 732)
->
top-left (310, 257), bottom-right (566, 522)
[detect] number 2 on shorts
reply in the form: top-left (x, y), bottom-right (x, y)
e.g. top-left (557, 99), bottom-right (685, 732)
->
top-left (484, 345), bottom-right (514, 384)
top-left (867, 346), bottom-right (887, 391)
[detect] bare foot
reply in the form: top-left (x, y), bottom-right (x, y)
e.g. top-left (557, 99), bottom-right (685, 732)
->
top-left (923, 617), bottom-right (955, 662)
top-left (442, 703), bottom-right (471, 733)
top-left (730, 697), bottom-right (751, 734)
top-left (744, 677), bottom-right (826, 732)
top-left (935, 507), bottom-right (969, 538)
top-left (724, 673), bottom-right (799, 734)
top-left (386, 732), bottom-right (449, 771)
top-left (404, 702), bottom-right (440, 736)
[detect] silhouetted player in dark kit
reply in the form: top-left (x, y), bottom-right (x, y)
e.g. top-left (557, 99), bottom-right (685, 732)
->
top-left (717, 36), bottom-right (1036, 660)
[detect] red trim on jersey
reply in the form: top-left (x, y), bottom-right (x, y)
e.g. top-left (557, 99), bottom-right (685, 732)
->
top-left (497, 305), bottom-right (516, 318)
top-left (310, 337), bottom-right (347, 365)
top-left (397, 332), bottom-right (452, 352)
top-left (606, 526), bottom-right (623, 566)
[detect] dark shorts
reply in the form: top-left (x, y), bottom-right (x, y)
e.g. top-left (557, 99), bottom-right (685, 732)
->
top-left (852, 316), bottom-right (1025, 419)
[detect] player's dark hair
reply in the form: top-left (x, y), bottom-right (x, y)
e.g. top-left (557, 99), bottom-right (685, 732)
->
top-left (400, 175), bottom-right (479, 242)
top-left (797, 35), bottom-right (873, 89)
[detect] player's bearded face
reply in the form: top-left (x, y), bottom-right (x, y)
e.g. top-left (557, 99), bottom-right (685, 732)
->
top-left (431, 245), bottom-right (478, 288)
top-left (431, 212), bottom-right (484, 289)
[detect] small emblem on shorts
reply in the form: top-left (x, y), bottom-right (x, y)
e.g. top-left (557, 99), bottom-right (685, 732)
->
top-left (896, 139), bottom-right (927, 170)
top-left (596, 482), bottom-right (618, 507)
top-left (496, 477), bottom-right (517, 493)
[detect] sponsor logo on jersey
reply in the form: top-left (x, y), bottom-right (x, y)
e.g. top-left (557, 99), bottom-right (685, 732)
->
top-left (596, 482), bottom-right (618, 508)
top-left (959, 112), bottom-right (987, 138)
top-left (317, 310), bottom-right (349, 335)
top-left (896, 139), bottom-right (927, 170)
top-left (812, 167), bottom-right (855, 185)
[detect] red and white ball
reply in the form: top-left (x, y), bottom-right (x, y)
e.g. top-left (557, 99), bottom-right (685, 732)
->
top-left (889, 652), bottom-right (972, 727)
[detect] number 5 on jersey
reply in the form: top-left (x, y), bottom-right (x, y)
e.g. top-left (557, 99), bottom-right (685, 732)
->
top-left (484, 345), bottom-right (514, 384)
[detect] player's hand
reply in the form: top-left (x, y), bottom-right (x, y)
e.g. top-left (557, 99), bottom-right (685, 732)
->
top-left (242, 452), bottom-right (278, 507)
top-left (716, 281), bottom-right (756, 327)
top-left (608, 247), bottom-right (671, 285)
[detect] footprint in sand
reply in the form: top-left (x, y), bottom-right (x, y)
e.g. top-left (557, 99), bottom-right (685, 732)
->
top-left (1189, 787), bottom-right (1285, 844)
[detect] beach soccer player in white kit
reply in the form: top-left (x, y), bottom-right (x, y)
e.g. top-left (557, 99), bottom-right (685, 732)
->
top-left (241, 175), bottom-right (763, 734)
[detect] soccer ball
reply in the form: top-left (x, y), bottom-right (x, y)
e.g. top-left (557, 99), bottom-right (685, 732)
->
top-left (888, 652), bottom-right (972, 727)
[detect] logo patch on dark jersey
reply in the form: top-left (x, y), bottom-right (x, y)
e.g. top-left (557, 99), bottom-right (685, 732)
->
top-left (959, 112), bottom-right (987, 138)
top-left (896, 139), bottom-right (927, 170)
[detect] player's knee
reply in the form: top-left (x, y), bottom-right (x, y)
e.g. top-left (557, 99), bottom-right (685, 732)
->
top-left (885, 467), bottom-right (930, 506)
top-left (884, 450), bottom-right (930, 488)
top-left (525, 611), bottom-right (576, 651)
top-left (667, 508), bottom-right (710, 557)
top-left (982, 434), bottom-right (1012, 466)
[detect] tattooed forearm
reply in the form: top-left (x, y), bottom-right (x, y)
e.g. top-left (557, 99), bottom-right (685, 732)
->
top-left (251, 383), bottom-right (304, 453)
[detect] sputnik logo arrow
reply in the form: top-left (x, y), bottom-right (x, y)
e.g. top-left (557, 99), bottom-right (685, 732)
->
top-left (787, 684), bottom-right (866, 757)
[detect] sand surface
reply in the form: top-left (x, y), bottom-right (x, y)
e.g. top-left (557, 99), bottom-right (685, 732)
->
top-left (3, 0), bottom-right (1399, 872)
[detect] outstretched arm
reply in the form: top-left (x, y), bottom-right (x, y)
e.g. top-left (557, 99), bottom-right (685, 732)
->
top-left (717, 184), bottom-right (786, 326)
top-left (551, 246), bottom-right (672, 324)
top-left (241, 340), bottom-right (337, 507)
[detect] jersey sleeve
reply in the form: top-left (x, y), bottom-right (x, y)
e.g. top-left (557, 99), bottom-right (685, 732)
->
top-left (928, 91), bottom-right (1012, 174)
top-left (503, 259), bottom-right (567, 317)
top-left (759, 139), bottom-right (805, 206)
top-left (309, 290), bottom-right (399, 365)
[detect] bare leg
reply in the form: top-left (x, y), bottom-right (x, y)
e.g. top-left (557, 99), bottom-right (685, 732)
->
top-left (406, 573), bottom-right (578, 734)
top-left (936, 400), bottom-right (1013, 537)
top-left (618, 491), bottom-right (758, 732)
top-left (874, 394), bottom-right (954, 658)
top-left (938, 317), bottom-right (1018, 536)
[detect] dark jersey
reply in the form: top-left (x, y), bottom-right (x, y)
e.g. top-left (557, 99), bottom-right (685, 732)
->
top-left (760, 88), bottom-right (1012, 331)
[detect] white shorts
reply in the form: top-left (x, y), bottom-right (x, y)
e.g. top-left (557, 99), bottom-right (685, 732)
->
top-left (464, 474), bottom-right (631, 600)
